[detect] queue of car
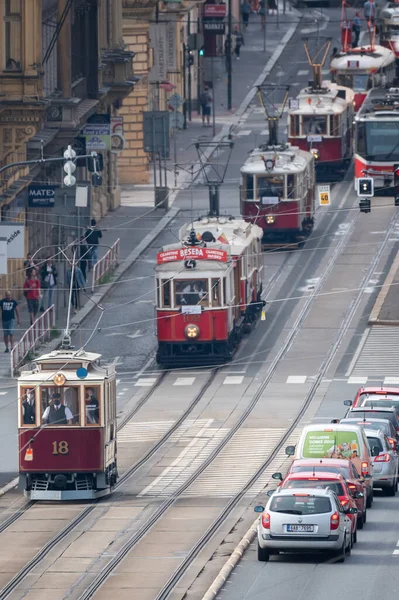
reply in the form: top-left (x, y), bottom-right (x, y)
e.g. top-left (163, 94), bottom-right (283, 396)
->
top-left (254, 386), bottom-right (399, 563)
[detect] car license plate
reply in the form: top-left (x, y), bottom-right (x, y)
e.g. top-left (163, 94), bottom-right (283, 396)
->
top-left (286, 524), bottom-right (314, 532)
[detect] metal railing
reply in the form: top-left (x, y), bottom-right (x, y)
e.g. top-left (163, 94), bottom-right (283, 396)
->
top-left (91, 238), bottom-right (120, 293)
top-left (10, 305), bottom-right (55, 375)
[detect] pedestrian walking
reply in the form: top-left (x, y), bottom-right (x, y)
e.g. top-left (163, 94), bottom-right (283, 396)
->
top-left (352, 12), bottom-right (361, 47)
top-left (84, 219), bottom-right (102, 268)
top-left (259, 0), bottom-right (266, 29)
top-left (79, 235), bottom-right (89, 280)
top-left (241, 0), bottom-right (251, 28)
top-left (66, 260), bottom-right (86, 314)
top-left (23, 253), bottom-right (37, 277)
top-left (199, 86), bottom-right (212, 127)
top-left (39, 257), bottom-right (57, 312)
top-left (23, 268), bottom-right (41, 325)
top-left (364, 0), bottom-right (375, 24)
top-left (0, 291), bottom-right (20, 353)
top-left (267, 0), bottom-right (277, 15)
top-left (233, 26), bottom-right (244, 59)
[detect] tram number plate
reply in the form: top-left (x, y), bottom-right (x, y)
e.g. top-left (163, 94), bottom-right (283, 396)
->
top-left (318, 185), bottom-right (330, 206)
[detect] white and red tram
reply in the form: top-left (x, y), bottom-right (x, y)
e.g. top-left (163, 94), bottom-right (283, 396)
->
top-left (240, 144), bottom-right (315, 245)
top-left (354, 86), bottom-right (399, 190)
top-left (287, 81), bottom-right (354, 180)
top-left (380, 3), bottom-right (399, 67)
top-left (330, 46), bottom-right (396, 111)
top-left (155, 218), bottom-right (264, 366)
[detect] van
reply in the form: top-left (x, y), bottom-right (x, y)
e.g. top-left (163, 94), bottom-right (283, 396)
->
top-left (286, 424), bottom-right (374, 507)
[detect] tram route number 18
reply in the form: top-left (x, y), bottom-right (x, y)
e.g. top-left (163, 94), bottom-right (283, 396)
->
top-left (52, 441), bottom-right (70, 455)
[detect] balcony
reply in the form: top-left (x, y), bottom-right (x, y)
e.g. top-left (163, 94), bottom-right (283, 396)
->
top-left (100, 48), bottom-right (139, 101)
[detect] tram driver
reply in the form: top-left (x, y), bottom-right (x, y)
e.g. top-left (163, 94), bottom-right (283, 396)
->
top-left (42, 393), bottom-right (73, 425)
top-left (22, 388), bottom-right (36, 425)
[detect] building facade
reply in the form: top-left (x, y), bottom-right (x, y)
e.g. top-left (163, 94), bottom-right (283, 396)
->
top-left (0, 0), bottom-right (136, 296)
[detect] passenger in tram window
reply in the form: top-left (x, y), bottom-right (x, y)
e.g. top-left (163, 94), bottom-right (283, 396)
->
top-left (42, 393), bottom-right (73, 425)
top-left (22, 389), bottom-right (36, 425)
top-left (85, 387), bottom-right (99, 424)
top-left (63, 387), bottom-right (80, 424)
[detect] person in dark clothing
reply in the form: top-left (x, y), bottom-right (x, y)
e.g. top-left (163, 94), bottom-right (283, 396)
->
top-left (84, 219), bottom-right (102, 268)
top-left (0, 291), bottom-right (20, 352)
top-left (79, 235), bottom-right (89, 280)
top-left (22, 389), bottom-right (36, 425)
top-left (39, 257), bottom-right (57, 311)
top-left (67, 257), bottom-right (86, 313)
top-left (241, 0), bottom-right (251, 27)
top-left (233, 26), bottom-right (244, 59)
top-left (85, 388), bottom-right (99, 424)
top-left (42, 393), bottom-right (73, 425)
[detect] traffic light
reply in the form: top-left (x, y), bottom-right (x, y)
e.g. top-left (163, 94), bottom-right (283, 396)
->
top-left (87, 153), bottom-right (104, 173)
top-left (199, 46), bottom-right (205, 57)
top-left (63, 145), bottom-right (76, 187)
top-left (357, 177), bottom-right (374, 198)
top-left (188, 51), bottom-right (194, 67)
top-left (359, 198), bottom-right (371, 213)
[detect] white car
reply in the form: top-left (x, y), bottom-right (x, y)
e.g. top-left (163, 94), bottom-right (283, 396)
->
top-left (365, 428), bottom-right (399, 495)
top-left (255, 487), bottom-right (355, 562)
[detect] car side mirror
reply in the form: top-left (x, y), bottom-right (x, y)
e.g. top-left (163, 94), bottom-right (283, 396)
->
top-left (352, 491), bottom-right (364, 499)
top-left (267, 489), bottom-right (277, 497)
top-left (254, 505), bottom-right (265, 513)
top-left (285, 445), bottom-right (296, 456)
top-left (272, 472), bottom-right (283, 481)
top-left (345, 506), bottom-right (358, 514)
top-left (330, 419), bottom-right (340, 423)
top-left (343, 400), bottom-right (353, 406)
top-left (364, 474), bottom-right (372, 479)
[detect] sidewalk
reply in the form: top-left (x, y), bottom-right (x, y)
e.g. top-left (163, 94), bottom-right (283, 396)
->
top-left (0, 5), bottom-right (302, 379)
top-left (369, 250), bottom-right (399, 325)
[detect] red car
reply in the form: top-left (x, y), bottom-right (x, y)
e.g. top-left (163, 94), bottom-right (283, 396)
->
top-left (282, 458), bottom-right (368, 528)
top-left (351, 387), bottom-right (399, 414)
top-left (271, 471), bottom-right (359, 543)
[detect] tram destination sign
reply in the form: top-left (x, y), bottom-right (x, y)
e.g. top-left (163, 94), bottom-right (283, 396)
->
top-left (157, 247), bottom-right (228, 264)
top-left (318, 185), bottom-right (331, 206)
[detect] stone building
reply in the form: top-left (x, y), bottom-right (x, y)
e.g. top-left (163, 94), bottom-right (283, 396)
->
top-left (0, 0), bottom-right (136, 296)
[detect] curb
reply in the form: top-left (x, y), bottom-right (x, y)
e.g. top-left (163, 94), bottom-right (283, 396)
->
top-left (369, 249), bottom-right (399, 326)
top-left (0, 476), bottom-right (18, 497)
top-left (202, 519), bottom-right (258, 600)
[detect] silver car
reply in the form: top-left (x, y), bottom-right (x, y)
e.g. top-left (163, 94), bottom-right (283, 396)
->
top-left (255, 488), bottom-right (354, 562)
top-left (365, 428), bottom-right (399, 495)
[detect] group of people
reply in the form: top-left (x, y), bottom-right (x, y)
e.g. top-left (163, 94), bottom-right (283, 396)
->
top-left (22, 387), bottom-right (99, 426)
top-left (351, 1), bottom-right (377, 48)
top-left (0, 219), bottom-right (102, 353)
top-left (241, 0), bottom-right (277, 29)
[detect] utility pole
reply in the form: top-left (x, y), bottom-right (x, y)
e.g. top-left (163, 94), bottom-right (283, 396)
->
top-left (188, 14), bottom-right (192, 121)
top-left (227, 0), bottom-right (232, 110)
top-left (183, 43), bottom-right (187, 129)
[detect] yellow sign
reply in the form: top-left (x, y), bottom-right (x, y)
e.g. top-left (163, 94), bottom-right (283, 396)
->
top-left (318, 185), bottom-right (330, 206)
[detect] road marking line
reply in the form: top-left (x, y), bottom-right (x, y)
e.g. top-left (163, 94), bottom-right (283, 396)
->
top-left (223, 376), bottom-right (244, 385)
top-left (347, 376), bottom-right (368, 385)
top-left (0, 392), bottom-right (7, 396)
top-left (286, 375), bottom-right (307, 384)
top-left (384, 377), bottom-right (399, 385)
top-left (260, 129), bottom-right (268, 135)
top-left (174, 377), bottom-right (196, 386)
top-left (135, 377), bottom-right (157, 387)
top-left (297, 70), bottom-right (308, 75)
top-left (237, 130), bottom-right (251, 136)
top-left (393, 549), bottom-right (399, 555)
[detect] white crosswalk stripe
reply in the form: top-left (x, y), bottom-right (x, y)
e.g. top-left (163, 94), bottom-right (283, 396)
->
top-left (118, 418), bottom-right (212, 443)
top-left (350, 326), bottom-right (399, 377)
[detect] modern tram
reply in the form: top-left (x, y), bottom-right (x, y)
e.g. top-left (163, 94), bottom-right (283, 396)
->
top-left (18, 350), bottom-right (118, 500)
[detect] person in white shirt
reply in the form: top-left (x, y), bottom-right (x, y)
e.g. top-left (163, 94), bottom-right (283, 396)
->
top-left (42, 393), bottom-right (73, 425)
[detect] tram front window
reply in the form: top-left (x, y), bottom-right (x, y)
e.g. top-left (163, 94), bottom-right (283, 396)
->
top-left (41, 387), bottom-right (79, 425)
top-left (85, 386), bottom-right (100, 425)
top-left (336, 74), bottom-right (353, 88)
top-left (257, 176), bottom-right (284, 202)
top-left (353, 74), bottom-right (371, 91)
top-left (361, 121), bottom-right (399, 161)
top-left (175, 280), bottom-right (208, 306)
top-left (21, 387), bottom-right (36, 426)
top-left (303, 115), bottom-right (326, 135)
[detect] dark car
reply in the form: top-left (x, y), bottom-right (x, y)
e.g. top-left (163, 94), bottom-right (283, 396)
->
top-left (345, 406), bottom-right (399, 435)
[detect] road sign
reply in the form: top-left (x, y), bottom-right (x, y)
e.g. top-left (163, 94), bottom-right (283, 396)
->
top-left (288, 99), bottom-right (299, 110)
top-left (168, 93), bottom-right (184, 109)
top-left (203, 21), bottom-right (226, 33)
top-left (169, 111), bottom-right (184, 130)
top-left (318, 185), bottom-right (330, 206)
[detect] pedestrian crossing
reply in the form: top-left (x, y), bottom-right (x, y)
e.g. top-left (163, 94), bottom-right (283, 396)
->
top-left (349, 326), bottom-right (399, 378)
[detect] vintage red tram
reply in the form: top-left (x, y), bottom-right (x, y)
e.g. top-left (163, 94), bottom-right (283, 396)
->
top-left (287, 81), bottom-right (354, 180)
top-left (18, 350), bottom-right (117, 500)
top-left (240, 144), bottom-right (315, 245)
top-left (155, 218), bottom-right (264, 366)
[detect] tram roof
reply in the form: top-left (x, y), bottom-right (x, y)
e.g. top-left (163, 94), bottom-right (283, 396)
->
top-left (241, 145), bottom-right (311, 174)
top-left (356, 86), bottom-right (399, 118)
top-left (291, 83), bottom-right (354, 115)
top-left (330, 45), bottom-right (395, 70)
top-left (381, 4), bottom-right (399, 22)
top-left (18, 349), bottom-right (115, 380)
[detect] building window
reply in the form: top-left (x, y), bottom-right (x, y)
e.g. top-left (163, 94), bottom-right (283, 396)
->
top-left (4, 0), bottom-right (22, 71)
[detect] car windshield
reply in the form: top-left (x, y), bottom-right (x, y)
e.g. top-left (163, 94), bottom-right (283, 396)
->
top-left (342, 419), bottom-right (391, 436)
top-left (270, 495), bottom-right (332, 515)
top-left (361, 398), bottom-right (399, 411)
top-left (291, 465), bottom-right (349, 478)
top-left (284, 480), bottom-right (345, 495)
top-left (356, 121), bottom-right (399, 162)
top-left (350, 410), bottom-right (397, 425)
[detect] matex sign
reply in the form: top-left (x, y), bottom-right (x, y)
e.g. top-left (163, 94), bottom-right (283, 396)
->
top-left (28, 184), bottom-right (57, 208)
top-left (157, 247), bottom-right (228, 264)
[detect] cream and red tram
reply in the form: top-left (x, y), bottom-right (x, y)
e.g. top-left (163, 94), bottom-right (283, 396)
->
top-left (380, 4), bottom-right (399, 69)
top-left (354, 86), bottom-right (399, 190)
top-left (240, 144), bottom-right (315, 245)
top-left (155, 218), bottom-right (264, 366)
top-left (287, 82), bottom-right (354, 180)
top-left (18, 350), bottom-right (117, 500)
top-left (330, 46), bottom-right (396, 111)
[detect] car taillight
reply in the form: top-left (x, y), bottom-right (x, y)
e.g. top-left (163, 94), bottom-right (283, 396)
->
top-left (361, 462), bottom-right (369, 475)
top-left (347, 483), bottom-right (356, 491)
top-left (261, 512), bottom-right (271, 529)
top-left (388, 437), bottom-right (397, 449)
top-left (340, 498), bottom-right (350, 509)
top-left (330, 512), bottom-right (340, 530)
top-left (375, 453), bottom-right (391, 462)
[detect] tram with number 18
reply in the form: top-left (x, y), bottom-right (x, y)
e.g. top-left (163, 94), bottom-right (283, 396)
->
top-left (18, 350), bottom-right (117, 500)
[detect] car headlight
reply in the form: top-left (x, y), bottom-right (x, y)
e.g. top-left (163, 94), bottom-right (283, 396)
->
top-left (266, 215), bottom-right (275, 225)
top-left (185, 324), bottom-right (200, 340)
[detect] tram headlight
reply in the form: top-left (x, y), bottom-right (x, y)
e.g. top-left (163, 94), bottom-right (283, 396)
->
top-left (266, 215), bottom-right (275, 225)
top-left (53, 373), bottom-right (66, 386)
top-left (185, 324), bottom-right (200, 340)
top-left (311, 148), bottom-right (319, 160)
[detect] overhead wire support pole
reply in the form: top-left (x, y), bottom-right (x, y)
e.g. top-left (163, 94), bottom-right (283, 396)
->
top-left (0, 152), bottom-right (98, 176)
top-left (227, 0), bottom-right (232, 110)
